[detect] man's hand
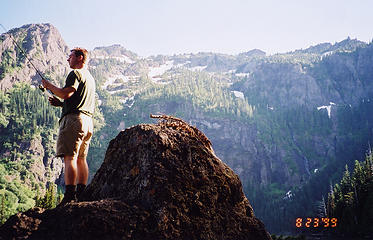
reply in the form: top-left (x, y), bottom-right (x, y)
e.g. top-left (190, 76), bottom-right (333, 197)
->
top-left (48, 96), bottom-right (63, 107)
top-left (41, 78), bottom-right (50, 90)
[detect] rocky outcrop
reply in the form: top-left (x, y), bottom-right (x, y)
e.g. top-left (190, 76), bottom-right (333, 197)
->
top-left (0, 23), bottom-right (70, 90)
top-left (0, 116), bottom-right (271, 240)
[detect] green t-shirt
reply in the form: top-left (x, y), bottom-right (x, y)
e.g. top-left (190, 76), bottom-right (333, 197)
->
top-left (61, 68), bottom-right (96, 119)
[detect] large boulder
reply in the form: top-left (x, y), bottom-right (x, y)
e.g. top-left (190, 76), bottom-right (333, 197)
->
top-left (0, 115), bottom-right (272, 240)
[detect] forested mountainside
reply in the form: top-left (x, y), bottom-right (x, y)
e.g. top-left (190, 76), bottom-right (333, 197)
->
top-left (1, 23), bottom-right (372, 236)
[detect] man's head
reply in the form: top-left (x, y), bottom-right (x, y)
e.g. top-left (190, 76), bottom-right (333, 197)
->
top-left (68, 47), bottom-right (89, 69)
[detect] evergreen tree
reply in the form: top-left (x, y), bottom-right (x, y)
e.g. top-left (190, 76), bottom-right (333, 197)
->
top-left (35, 183), bottom-right (58, 209)
top-left (326, 151), bottom-right (373, 235)
top-left (0, 194), bottom-right (5, 224)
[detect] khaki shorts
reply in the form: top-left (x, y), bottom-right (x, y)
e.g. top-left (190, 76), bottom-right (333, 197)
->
top-left (56, 113), bottom-right (93, 159)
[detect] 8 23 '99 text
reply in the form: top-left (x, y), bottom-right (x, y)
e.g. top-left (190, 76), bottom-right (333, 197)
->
top-left (295, 218), bottom-right (337, 228)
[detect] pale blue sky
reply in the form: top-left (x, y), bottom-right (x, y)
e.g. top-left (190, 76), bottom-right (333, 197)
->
top-left (1, 0), bottom-right (372, 57)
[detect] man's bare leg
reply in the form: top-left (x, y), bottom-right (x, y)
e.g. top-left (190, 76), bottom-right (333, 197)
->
top-left (64, 155), bottom-right (77, 185)
top-left (77, 157), bottom-right (89, 184)
top-left (76, 157), bottom-right (89, 201)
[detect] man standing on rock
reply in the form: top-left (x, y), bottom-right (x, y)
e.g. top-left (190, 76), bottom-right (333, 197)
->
top-left (42, 47), bottom-right (95, 205)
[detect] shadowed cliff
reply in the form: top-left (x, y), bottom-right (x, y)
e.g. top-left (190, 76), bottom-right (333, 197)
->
top-left (0, 115), bottom-right (271, 240)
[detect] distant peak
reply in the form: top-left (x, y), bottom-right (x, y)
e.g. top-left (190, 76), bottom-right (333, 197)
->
top-left (91, 44), bottom-right (138, 59)
top-left (238, 49), bottom-right (266, 57)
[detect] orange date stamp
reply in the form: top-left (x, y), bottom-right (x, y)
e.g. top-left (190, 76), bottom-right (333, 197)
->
top-left (295, 218), bottom-right (337, 228)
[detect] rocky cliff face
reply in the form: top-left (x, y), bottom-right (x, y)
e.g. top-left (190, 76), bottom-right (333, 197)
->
top-left (20, 133), bottom-right (64, 187)
top-left (0, 23), bottom-right (70, 90)
top-left (0, 116), bottom-right (271, 240)
top-left (190, 116), bottom-right (278, 185)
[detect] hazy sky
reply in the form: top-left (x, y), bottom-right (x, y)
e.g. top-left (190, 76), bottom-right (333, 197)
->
top-left (1, 0), bottom-right (372, 57)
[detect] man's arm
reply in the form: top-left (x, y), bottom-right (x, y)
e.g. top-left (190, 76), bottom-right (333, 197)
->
top-left (41, 79), bottom-right (76, 100)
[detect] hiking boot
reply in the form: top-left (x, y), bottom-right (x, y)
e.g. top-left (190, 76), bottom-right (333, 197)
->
top-left (76, 184), bottom-right (86, 202)
top-left (57, 185), bottom-right (77, 207)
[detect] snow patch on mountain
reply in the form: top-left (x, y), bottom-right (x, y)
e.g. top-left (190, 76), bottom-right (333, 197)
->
top-left (103, 74), bottom-right (130, 89)
top-left (148, 60), bottom-right (174, 83)
top-left (235, 73), bottom-right (250, 77)
top-left (232, 91), bottom-right (245, 100)
top-left (120, 95), bottom-right (135, 108)
top-left (189, 65), bottom-right (207, 72)
top-left (317, 102), bottom-right (336, 118)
